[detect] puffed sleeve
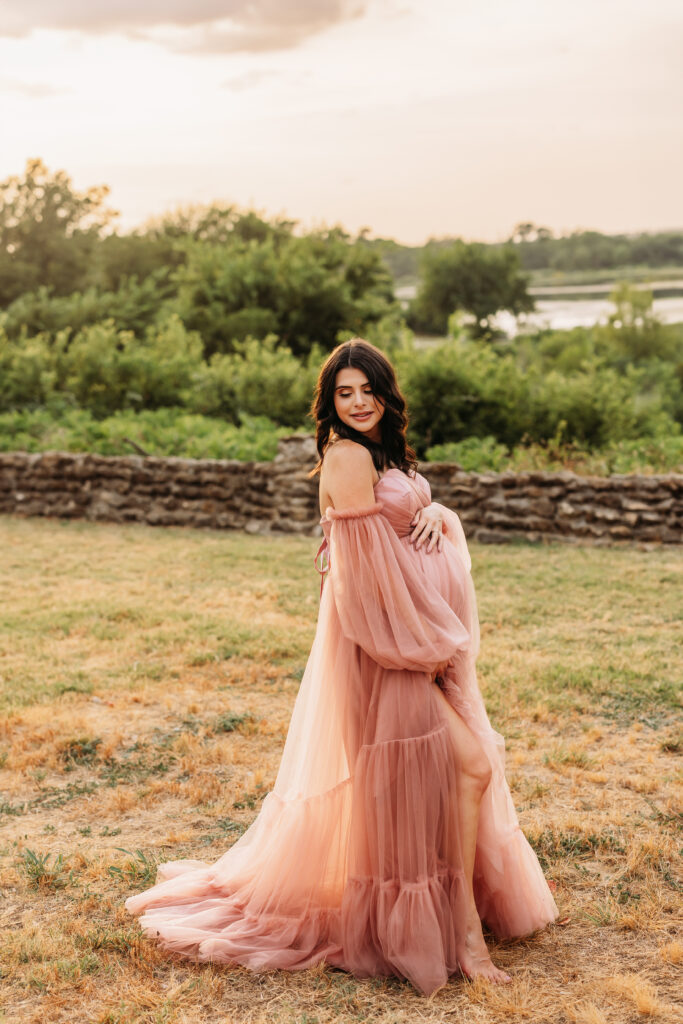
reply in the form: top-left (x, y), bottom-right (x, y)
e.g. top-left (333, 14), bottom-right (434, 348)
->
top-left (326, 501), bottom-right (470, 673)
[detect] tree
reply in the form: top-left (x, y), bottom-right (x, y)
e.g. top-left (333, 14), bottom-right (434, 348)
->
top-left (173, 227), bottom-right (396, 357)
top-left (409, 241), bottom-right (534, 337)
top-left (0, 158), bottom-right (117, 305)
top-left (94, 232), bottom-right (184, 293)
top-left (143, 203), bottom-right (296, 247)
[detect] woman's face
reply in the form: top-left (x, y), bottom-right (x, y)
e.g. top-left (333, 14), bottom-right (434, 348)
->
top-left (333, 367), bottom-right (385, 443)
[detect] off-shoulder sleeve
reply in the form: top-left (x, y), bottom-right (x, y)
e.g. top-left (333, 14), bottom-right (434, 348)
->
top-left (326, 501), bottom-right (470, 673)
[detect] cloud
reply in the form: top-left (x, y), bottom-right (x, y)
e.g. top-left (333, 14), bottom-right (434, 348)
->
top-left (222, 69), bottom-right (282, 92)
top-left (0, 74), bottom-right (64, 97)
top-left (0, 1), bottom-right (368, 53)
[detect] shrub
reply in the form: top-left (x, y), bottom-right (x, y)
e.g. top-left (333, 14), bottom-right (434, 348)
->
top-left (61, 315), bottom-right (204, 417)
top-left (398, 337), bottom-right (681, 455)
top-left (0, 271), bottom-right (174, 341)
top-left (0, 406), bottom-right (290, 460)
top-left (188, 335), bottom-right (322, 427)
top-left (0, 329), bottom-right (58, 410)
top-left (425, 436), bottom-right (510, 471)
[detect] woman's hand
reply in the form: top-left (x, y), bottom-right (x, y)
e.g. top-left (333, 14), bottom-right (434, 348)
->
top-left (410, 502), bottom-right (444, 553)
top-left (432, 658), bottom-right (450, 686)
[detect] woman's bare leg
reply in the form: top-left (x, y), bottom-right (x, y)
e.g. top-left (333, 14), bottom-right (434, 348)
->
top-left (432, 682), bottom-right (512, 984)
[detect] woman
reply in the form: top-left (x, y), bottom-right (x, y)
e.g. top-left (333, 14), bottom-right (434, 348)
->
top-left (125, 338), bottom-right (558, 996)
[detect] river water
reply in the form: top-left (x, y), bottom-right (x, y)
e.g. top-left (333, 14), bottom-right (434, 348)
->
top-left (395, 282), bottom-right (683, 336)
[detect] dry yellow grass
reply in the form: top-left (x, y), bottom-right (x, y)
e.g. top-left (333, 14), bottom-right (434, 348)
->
top-left (0, 514), bottom-right (681, 1024)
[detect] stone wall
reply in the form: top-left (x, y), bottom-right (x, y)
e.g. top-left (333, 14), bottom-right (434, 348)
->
top-left (425, 462), bottom-right (683, 546)
top-left (1, 436), bottom-right (681, 545)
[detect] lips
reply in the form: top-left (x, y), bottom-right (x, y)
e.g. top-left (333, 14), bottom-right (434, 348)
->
top-left (352, 413), bottom-right (372, 420)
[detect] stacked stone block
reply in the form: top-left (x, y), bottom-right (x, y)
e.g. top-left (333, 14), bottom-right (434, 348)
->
top-left (0, 437), bottom-right (680, 545)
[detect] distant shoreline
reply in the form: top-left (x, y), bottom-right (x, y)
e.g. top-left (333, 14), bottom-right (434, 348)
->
top-left (395, 278), bottom-right (683, 333)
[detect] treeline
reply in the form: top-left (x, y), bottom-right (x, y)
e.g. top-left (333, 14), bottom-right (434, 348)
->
top-left (0, 160), bottom-right (395, 353)
top-left (1, 159), bottom-right (682, 473)
top-left (365, 227), bottom-right (683, 282)
top-left (0, 158), bottom-right (533, 344)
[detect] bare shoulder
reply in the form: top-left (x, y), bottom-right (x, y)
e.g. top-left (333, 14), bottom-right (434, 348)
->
top-left (323, 438), bottom-right (373, 472)
top-left (321, 440), bottom-right (377, 512)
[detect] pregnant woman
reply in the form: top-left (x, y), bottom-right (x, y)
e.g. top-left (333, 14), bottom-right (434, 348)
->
top-left (125, 338), bottom-right (558, 996)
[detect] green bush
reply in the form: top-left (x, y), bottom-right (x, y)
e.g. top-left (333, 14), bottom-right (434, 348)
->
top-left (0, 406), bottom-right (289, 460)
top-left (61, 315), bottom-right (204, 417)
top-left (0, 271), bottom-right (174, 341)
top-left (188, 335), bottom-right (322, 427)
top-left (425, 436), bottom-right (510, 471)
top-left (425, 433), bottom-right (683, 475)
top-left (3, 403), bottom-right (679, 472)
top-left (397, 335), bottom-right (681, 455)
top-left (0, 329), bottom-right (58, 409)
top-left (1, 279), bottom-right (681, 472)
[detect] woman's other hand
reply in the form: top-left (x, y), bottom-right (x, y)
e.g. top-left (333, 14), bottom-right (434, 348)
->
top-left (410, 503), bottom-right (444, 553)
top-left (432, 658), bottom-right (450, 686)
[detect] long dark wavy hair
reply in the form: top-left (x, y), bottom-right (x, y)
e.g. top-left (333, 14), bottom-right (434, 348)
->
top-left (308, 338), bottom-right (418, 478)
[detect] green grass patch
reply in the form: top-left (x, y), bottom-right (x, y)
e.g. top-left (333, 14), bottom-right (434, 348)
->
top-left (528, 827), bottom-right (626, 870)
top-left (1, 516), bottom-right (681, 725)
top-left (108, 848), bottom-right (160, 887)
top-left (17, 849), bottom-right (74, 891)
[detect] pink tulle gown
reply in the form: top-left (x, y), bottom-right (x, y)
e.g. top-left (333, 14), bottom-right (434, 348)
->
top-left (125, 468), bottom-right (558, 995)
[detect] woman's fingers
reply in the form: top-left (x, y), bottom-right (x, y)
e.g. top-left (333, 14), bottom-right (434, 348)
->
top-left (426, 529), bottom-right (440, 553)
top-left (410, 515), bottom-right (429, 545)
top-left (433, 658), bottom-right (450, 684)
top-left (412, 509), bottom-right (444, 551)
top-left (413, 526), bottom-right (430, 548)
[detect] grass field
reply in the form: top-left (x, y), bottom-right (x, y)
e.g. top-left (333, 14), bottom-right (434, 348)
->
top-left (0, 515), bottom-right (681, 1024)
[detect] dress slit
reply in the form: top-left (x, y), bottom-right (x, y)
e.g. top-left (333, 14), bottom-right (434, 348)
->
top-left (124, 469), bottom-right (559, 996)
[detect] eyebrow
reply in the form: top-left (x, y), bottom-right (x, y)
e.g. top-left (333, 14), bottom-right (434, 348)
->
top-left (335, 383), bottom-right (371, 391)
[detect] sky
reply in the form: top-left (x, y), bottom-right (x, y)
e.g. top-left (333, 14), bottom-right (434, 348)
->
top-left (0, 0), bottom-right (682, 244)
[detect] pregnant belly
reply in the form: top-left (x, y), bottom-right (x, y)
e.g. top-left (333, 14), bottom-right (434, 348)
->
top-left (399, 533), bottom-right (470, 622)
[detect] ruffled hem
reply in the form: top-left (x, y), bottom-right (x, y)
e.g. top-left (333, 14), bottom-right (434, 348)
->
top-left (336, 865), bottom-right (467, 996)
top-left (129, 862), bottom-right (470, 996)
top-left (134, 896), bottom-right (343, 973)
top-left (474, 825), bottom-right (560, 938)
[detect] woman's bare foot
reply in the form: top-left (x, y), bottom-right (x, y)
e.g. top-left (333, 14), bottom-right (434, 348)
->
top-left (457, 911), bottom-right (511, 984)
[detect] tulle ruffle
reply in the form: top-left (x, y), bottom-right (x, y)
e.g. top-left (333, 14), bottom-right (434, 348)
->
top-left (125, 475), bottom-right (559, 995)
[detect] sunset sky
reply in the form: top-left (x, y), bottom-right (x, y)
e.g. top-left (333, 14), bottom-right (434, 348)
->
top-left (1, 0), bottom-right (681, 243)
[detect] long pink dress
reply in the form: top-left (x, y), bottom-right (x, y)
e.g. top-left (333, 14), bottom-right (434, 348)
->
top-left (125, 468), bottom-right (558, 995)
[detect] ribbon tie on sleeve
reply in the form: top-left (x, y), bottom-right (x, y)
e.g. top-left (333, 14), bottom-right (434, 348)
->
top-left (314, 537), bottom-right (330, 597)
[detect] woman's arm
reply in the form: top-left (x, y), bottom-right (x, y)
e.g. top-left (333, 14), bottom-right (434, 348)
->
top-left (326, 505), bottom-right (470, 674)
top-left (321, 439), bottom-right (377, 514)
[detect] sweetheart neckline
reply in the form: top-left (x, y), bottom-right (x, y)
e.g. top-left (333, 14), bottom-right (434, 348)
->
top-left (374, 467), bottom-right (425, 486)
top-left (373, 467), bottom-right (400, 488)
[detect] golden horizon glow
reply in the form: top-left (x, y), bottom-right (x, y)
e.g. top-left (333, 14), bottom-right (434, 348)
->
top-left (1, 0), bottom-right (681, 244)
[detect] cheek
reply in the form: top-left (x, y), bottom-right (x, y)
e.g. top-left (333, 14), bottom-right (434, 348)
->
top-left (334, 396), bottom-right (349, 419)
